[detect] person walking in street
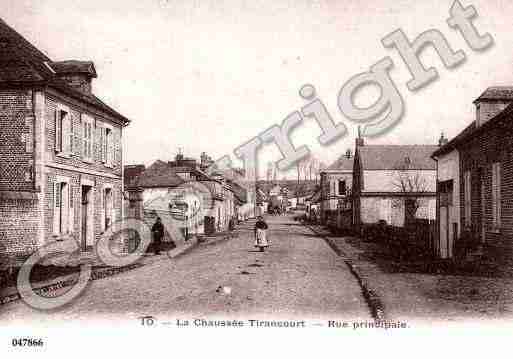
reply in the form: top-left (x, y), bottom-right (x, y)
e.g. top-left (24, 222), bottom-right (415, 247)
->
top-left (151, 216), bottom-right (164, 255)
top-left (254, 216), bottom-right (269, 252)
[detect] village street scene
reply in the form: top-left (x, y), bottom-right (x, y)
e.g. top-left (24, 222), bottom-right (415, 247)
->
top-left (2, 1), bottom-right (513, 330)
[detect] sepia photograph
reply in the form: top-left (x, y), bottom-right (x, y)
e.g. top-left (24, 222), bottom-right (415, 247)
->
top-left (1, 0), bottom-right (512, 357)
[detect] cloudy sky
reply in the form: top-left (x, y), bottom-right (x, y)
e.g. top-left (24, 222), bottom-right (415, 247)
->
top-left (4, 0), bottom-right (513, 177)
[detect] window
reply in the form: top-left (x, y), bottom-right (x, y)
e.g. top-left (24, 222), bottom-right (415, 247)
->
top-left (103, 187), bottom-right (113, 231)
top-left (53, 179), bottom-right (73, 235)
top-left (492, 162), bottom-right (502, 229)
top-left (100, 125), bottom-right (114, 167)
top-left (439, 180), bottom-right (453, 207)
top-left (464, 171), bottom-right (471, 227)
top-left (105, 127), bottom-right (112, 166)
top-left (55, 105), bottom-right (72, 155)
top-left (82, 114), bottom-right (93, 161)
top-left (338, 180), bottom-right (347, 196)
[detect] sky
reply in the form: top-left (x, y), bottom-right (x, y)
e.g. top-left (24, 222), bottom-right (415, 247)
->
top-left (4, 0), bottom-right (513, 178)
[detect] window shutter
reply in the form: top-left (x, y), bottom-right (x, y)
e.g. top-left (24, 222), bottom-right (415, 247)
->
top-left (53, 182), bottom-right (60, 235)
top-left (83, 120), bottom-right (87, 158)
top-left (55, 182), bottom-right (61, 208)
top-left (69, 114), bottom-right (74, 154)
top-left (108, 131), bottom-right (113, 166)
top-left (496, 163), bottom-right (502, 226)
top-left (100, 127), bottom-right (105, 163)
top-left (492, 165), bottom-right (497, 226)
top-left (69, 184), bottom-right (73, 208)
top-left (63, 113), bottom-right (70, 154)
top-left (55, 109), bottom-right (62, 152)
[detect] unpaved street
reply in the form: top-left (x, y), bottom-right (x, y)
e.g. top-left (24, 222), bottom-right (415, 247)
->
top-left (1, 215), bottom-right (370, 324)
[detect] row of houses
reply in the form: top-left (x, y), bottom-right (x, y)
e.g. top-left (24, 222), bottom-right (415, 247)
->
top-left (314, 86), bottom-right (513, 263)
top-left (0, 18), bottom-right (256, 262)
top-left (255, 180), bottom-right (316, 214)
top-left (124, 152), bottom-right (252, 237)
top-left (316, 133), bottom-right (438, 233)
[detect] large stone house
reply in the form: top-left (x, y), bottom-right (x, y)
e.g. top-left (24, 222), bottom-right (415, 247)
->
top-left (433, 87), bottom-right (513, 262)
top-left (352, 137), bottom-right (438, 233)
top-left (0, 19), bottom-right (130, 259)
top-left (319, 150), bottom-right (353, 226)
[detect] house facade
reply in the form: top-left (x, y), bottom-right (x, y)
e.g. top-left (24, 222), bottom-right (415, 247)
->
top-left (0, 19), bottom-right (130, 258)
top-left (433, 87), bottom-right (513, 261)
top-left (319, 150), bottom-right (353, 225)
top-left (433, 143), bottom-right (460, 259)
top-left (352, 138), bottom-right (438, 233)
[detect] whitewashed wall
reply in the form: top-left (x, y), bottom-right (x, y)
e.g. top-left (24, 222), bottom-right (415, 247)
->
top-left (362, 170), bottom-right (437, 193)
top-left (436, 149), bottom-right (461, 258)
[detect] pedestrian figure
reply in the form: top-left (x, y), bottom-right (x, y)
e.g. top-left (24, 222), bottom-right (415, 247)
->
top-left (151, 216), bottom-right (164, 255)
top-left (254, 216), bottom-right (269, 252)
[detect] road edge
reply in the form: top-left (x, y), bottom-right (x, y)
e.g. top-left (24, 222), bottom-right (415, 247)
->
top-left (0, 237), bottom-right (201, 307)
top-left (306, 224), bottom-right (386, 321)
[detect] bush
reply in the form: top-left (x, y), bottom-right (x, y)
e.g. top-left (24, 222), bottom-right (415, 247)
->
top-left (454, 230), bottom-right (479, 259)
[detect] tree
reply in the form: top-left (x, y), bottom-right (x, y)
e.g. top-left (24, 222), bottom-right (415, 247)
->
top-left (392, 157), bottom-right (428, 226)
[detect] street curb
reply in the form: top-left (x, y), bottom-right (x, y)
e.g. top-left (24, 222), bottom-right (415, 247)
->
top-left (0, 237), bottom-right (201, 307)
top-left (307, 225), bottom-right (386, 321)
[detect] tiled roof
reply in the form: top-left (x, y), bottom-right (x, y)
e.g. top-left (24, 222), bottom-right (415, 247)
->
top-left (358, 145), bottom-right (438, 170)
top-left (432, 121), bottom-right (477, 157)
top-left (433, 102), bottom-right (513, 157)
top-left (133, 160), bottom-right (185, 188)
top-left (474, 87), bottom-right (513, 102)
top-left (0, 18), bottom-right (129, 125)
top-left (324, 155), bottom-right (353, 172)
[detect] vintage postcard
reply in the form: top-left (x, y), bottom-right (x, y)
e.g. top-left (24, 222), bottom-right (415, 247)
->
top-left (0, 0), bottom-right (512, 357)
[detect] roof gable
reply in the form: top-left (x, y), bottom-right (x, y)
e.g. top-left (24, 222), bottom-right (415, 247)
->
top-left (134, 160), bottom-right (185, 188)
top-left (0, 17), bottom-right (129, 124)
top-left (325, 154), bottom-right (353, 172)
top-left (358, 145), bottom-right (438, 170)
top-left (433, 102), bottom-right (513, 157)
top-left (475, 87), bottom-right (513, 102)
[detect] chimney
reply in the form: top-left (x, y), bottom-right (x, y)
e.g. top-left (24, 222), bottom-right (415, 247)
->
top-left (355, 126), bottom-right (364, 147)
top-left (438, 132), bottom-right (449, 147)
top-left (474, 87), bottom-right (513, 127)
top-left (50, 60), bottom-right (97, 95)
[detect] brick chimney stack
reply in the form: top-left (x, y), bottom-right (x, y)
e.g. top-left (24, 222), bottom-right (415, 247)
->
top-left (438, 132), bottom-right (449, 147)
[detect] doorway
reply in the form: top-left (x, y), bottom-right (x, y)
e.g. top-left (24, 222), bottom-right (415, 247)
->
top-left (439, 180), bottom-right (454, 258)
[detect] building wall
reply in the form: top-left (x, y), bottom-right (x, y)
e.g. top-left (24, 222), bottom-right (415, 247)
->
top-left (0, 198), bottom-right (39, 257)
top-left (42, 92), bottom-right (124, 247)
top-left (0, 89), bottom-right (35, 191)
top-left (477, 101), bottom-right (509, 127)
top-left (320, 171), bottom-right (352, 225)
top-left (360, 196), bottom-right (436, 226)
top-left (44, 94), bottom-right (123, 177)
top-left (362, 170), bottom-right (436, 193)
top-left (0, 89), bottom-right (40, 258)
top-left (459, 123), bottom-right (513, 246)
top-left (43, 168), bottom-right (123, 245)
top-left (436, 149), bottom-right (461, 258)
